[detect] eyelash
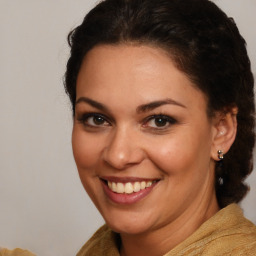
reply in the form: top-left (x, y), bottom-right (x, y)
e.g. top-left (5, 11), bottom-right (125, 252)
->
top-left (77, 113), bottom-right (111, 128)
top-left (143, 114), bottom-right (177, 129)
top-left (76, 112), bottom-right (177, 130)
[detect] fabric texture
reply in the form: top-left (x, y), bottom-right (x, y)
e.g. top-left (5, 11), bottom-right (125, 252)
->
top-left (0, 248), bottom-right (35, 256)
top-left (76, 204), bottom-right (256, 256)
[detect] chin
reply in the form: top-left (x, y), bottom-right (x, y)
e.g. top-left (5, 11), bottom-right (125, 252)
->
top-left (107, 221), bottom-right (150, 235)
top-left (102, 209), bottom-right (155, 235)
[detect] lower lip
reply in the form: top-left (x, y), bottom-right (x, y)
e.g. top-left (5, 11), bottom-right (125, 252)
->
top-left (101, 180), bottom-right (158, 205)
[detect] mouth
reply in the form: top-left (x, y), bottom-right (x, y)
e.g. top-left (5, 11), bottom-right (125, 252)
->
top-left (105, 180), bottom-right (157, 194)
top-left (100, 177), bottom-right (160, 204)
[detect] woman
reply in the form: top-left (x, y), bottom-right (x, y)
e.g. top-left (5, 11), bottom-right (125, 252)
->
top-left (65, 0), bottom-right (256, 255)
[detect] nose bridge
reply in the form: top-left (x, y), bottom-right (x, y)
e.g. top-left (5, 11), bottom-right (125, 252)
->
top-left (103, 125), bottom-right (144, 169)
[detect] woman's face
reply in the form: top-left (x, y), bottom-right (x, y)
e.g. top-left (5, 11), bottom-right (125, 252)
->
top-left (72, 45), bottom-right (218, 235)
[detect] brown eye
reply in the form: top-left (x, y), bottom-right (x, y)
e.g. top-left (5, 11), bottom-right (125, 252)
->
top-left (77, 113), bottom-right (111, 127)
top-left (145, 115), bottom-right (176, 129)
top-left (92, 116), bottom-right (105, 125)
top-left (154, 117), bottom-right (168, 127)
top-left (86, 115), bottom-right (110, 126)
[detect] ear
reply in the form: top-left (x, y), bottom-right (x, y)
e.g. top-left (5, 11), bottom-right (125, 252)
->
top-left (211, 107), bottom-right (238, 161)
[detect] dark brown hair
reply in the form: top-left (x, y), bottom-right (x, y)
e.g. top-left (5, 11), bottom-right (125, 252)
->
top-left (64, 0), bottom-right (255, 208)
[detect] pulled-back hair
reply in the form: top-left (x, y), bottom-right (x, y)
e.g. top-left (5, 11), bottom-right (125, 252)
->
top-left (64, 0), bottom-right (255, 208)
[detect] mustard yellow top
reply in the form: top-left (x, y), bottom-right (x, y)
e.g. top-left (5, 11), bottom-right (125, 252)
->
top-left (0, 248), bottom-right (35, 256)
top-left (77, 204), bottom-right (256, 256)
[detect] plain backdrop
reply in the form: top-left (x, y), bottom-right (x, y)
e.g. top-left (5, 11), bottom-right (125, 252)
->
top-left (0, 0), bottom-right (255, 255)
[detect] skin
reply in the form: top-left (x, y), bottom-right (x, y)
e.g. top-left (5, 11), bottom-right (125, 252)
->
top-left (72, 44), bottom-right (235, 256)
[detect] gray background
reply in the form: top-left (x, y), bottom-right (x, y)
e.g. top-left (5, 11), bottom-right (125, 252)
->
top-left (0, 0), bottom-right (255, 255)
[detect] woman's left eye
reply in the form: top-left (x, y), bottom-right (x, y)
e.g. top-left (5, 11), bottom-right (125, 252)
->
top-left (144, 115), bottom-right (176, 129)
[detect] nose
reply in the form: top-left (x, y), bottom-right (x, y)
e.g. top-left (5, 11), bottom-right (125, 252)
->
top-left (102, 128), bottom-right (145, 170)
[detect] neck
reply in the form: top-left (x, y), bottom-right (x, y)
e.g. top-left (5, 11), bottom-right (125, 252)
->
top-left (120, 187), bottom-right (219, 256)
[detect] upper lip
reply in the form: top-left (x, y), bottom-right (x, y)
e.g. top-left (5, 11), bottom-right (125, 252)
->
top-left (100, 176), bottom-right (160, 183)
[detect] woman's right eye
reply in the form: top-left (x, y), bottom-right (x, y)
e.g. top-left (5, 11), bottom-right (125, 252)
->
top-left (77, 114), bottom-right (111, 127)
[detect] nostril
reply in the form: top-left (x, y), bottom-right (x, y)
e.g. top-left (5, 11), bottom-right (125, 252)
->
top-left (102, 144), bottom-right (146, 170)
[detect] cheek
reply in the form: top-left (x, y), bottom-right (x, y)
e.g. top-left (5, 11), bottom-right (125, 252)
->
top-left (147, 140), bottom-right (194, 176)
top-left (71, 128), bottom-right (105, 202)
top-left (72, 127), bottom-right (102, 170)
top-left (146, 129), bottom-right (212, 177)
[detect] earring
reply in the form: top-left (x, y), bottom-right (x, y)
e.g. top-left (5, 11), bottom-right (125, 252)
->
top-left (219, 130), bottom-right (224, 135)
top-left (218, 150), bottom-right (224, 160)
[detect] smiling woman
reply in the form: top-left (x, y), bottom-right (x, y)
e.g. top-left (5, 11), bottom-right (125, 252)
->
top-left (64, 0), bottom-right (256, 255)
top-left (73, 44), bottom-right (220, 239)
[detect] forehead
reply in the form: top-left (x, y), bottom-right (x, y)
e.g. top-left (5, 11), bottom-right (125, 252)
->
top-left (76, 44), bottom-right (207, 113)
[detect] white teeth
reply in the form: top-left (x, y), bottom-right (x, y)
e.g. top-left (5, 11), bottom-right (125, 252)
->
top-left (133, 182), bottom-right (141, 192)
top-left (112, 182), bottom-right (117, 192)
top-left (146, 181), bottom-right (152, 187)
top-left (116, 182), bottom-right (125, 193)
top-left (124, 182), bottom-right (133, 194)
top-left (140, 181), bottom-right (146, 190)
top-left (107, 180), bottom-right (155, 194)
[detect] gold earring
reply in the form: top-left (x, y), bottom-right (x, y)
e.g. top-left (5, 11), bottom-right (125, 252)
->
top-left (218, 150), bottom-right (224, 160)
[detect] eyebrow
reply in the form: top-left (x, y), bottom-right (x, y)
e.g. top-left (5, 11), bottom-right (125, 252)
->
top-left (75, 97), bottom-right (108, 112)
top-left (136, 98), bottom-right (186, 113)
top-left (75, 97), bottom-right (186, 113)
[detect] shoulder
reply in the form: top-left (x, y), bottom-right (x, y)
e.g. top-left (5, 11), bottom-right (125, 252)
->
top-left (0, 248), bottom-right (35, 256)
top-left (201, 235), bottom-right (256, 255)
top-left (201, 223), bottom-right (256, 255)
top-left (201, 204), bottom-right (256, 255)
top-left (165, 204), bottom-right (256, 256)
top-left (76, 224), bottom-right (120, 256)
